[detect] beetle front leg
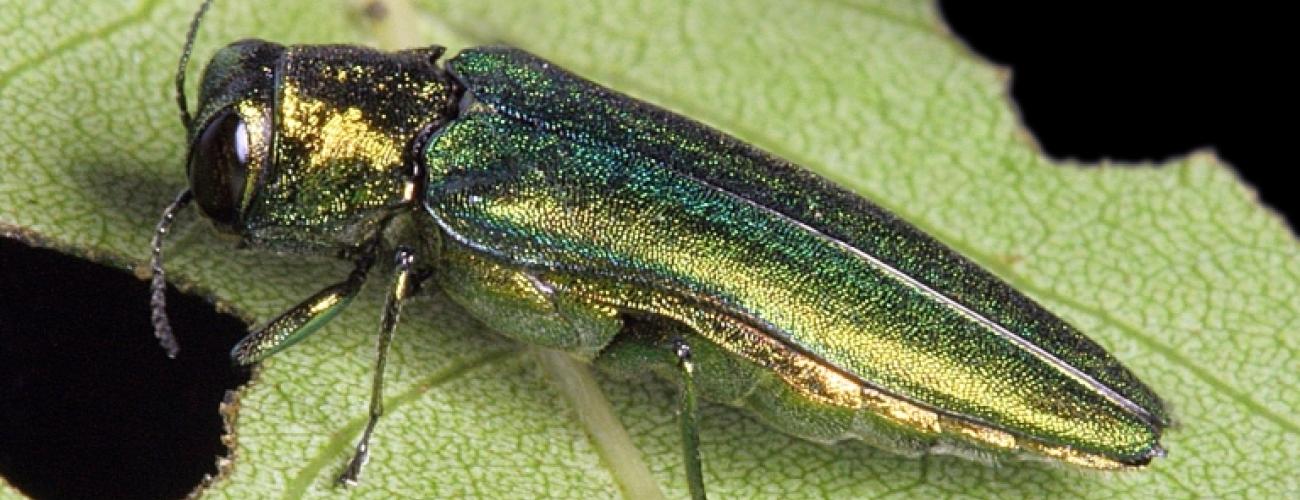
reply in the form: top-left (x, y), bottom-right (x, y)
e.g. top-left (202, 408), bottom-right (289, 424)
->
top-left (230, 252), bottom-right (376, 365)
top-left (672, 337), bottom-right (707, 500)
top-left (339, 246), bottom-right (418, 486)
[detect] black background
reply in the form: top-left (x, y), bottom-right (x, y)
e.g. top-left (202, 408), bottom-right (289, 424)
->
top-left (0, 5), bottom-right (1287, 499)
top-left (941, 3), bottom-right (1288, 226)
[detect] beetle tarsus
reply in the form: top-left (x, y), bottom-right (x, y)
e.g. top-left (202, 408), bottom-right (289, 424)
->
top-left (338, 426), bottom-right (373, 487)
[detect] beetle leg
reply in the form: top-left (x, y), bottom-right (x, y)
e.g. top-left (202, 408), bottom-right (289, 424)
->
top-left (671, 336), bottom-right (707, 500)
top-left (230, 251), bottom-right (376, 365)
top-left (339, 246), bottom-right (417, 486)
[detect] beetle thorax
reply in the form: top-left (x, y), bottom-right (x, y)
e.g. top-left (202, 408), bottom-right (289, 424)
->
top-left (207, 43), bottom-right (460, 253)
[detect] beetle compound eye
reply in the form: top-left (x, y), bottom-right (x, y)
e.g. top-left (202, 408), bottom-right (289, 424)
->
top-left (187, 107), bottom-right (250, 229)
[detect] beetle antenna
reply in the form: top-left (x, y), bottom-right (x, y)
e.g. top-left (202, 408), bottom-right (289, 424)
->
top-left (150, 189), bottom-right (194, 358)
top-left (176, 0), bottom-right (215, 130)
top-left (155, 0), bottom-right (213, 356)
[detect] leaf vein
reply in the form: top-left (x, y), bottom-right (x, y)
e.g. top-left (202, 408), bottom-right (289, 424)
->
top-left (535, 348), bottom-right (666, 500)
top-left (280, 348), bottom-right (519, 499)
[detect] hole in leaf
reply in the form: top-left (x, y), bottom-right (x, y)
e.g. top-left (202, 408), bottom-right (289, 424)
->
top-left (0, 237), bottom-right (250, 500)
top-left (939, 3), bottom-right (1290, 228)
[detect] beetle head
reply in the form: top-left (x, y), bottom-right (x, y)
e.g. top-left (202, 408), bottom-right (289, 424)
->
top-left (185, 41), bottom-right (458, 252)
top-left (185, 40), bottom-right (280, 235)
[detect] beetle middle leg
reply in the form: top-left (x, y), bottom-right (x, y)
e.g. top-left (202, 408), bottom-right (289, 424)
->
top-left (595, 318), bottom-right (725, 500)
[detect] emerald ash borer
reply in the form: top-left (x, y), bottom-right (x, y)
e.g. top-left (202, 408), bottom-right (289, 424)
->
top-left (149, 1), bottom-right (1169, 496)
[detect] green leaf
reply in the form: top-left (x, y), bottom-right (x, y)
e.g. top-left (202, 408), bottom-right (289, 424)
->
top-left (2, 0), bottom-right (1296, 498)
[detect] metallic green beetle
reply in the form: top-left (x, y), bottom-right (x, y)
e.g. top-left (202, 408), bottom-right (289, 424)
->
top-left (150, 1), bottom-right (1169, 497)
